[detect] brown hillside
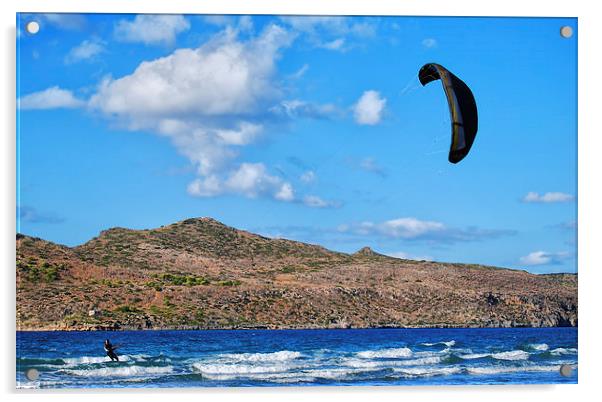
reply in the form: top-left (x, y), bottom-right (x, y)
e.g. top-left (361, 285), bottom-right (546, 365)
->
top-left (16, 218), bottom-right (577, 331)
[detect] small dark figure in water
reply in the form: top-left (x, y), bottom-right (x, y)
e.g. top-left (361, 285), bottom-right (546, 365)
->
top-left (104, 339), bottom-right (119, 362)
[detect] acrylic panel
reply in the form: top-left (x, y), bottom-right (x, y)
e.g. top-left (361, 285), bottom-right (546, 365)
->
top-left (16, 13), bottom-right (577, 388)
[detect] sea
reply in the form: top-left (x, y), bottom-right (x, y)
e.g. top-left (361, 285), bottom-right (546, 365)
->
top-left (16, 327), bottom-right (577, 388)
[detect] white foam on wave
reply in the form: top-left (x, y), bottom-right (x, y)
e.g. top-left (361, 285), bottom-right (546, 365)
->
top-left (191, 350), bottom-right (307, 380)
top-left (198, 371), bottom-right (299, 382)
top-left (16, 381), bottom-right (40, 389)
top-left (64, 365), bottom-right (173, 377)
top-left (491, 350), bottom-right (530, 361)
top-left (197, 369), bottom-right (320, 382)
top-left (200, 367), bottom-right (376, 382)
top-left (396, 356), bottom-right (444, 366)
top-left (341, 358), bottom-right (380, 369)
top-left (219, 350), bottom-right (302, 362)
top-left (414, 348), bottom-right (455, 357)
top-left (420, 340), bottom-right (456, 347)
top-left (356, 347), bottom-right (413, 359)
top-left (393, 366), bottom-right (462, 377)
top-left (528, 343), bottom-right (549, 351)
top-left (200, 368), bottom-right (355, 382)
top-left (458, 353), bottom-right (491, 360)
top-left (467, 364), bottom-right (571, 375)
top-left (550, 348), bottom-right (578, 356)
top-left (62, 355), bottom-right (132, 365)
top-left (448, 347), bottom-right (472, 354)
top-left (343, 355), bottom-right (443, 369)
top-left (304, 368), bottom-right (366, 380)
top-left (192, 362), bottom-right (293, 375)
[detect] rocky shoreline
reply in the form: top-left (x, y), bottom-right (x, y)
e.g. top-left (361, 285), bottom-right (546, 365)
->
top-left (17, 322), bottom-right (578, 332)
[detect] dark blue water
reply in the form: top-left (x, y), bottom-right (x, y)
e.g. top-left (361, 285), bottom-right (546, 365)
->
top-left (16, 327), bottom-right (577, 388)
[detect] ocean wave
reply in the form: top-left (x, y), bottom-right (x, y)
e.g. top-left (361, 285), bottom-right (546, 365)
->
top-left (16, 328), bottom-right (578, 387)
top-left (18, 379), bottom-right (76, 389)
top-left (16, 381), bottom-right (40, 389)
top-left (414, 348), bottom-right (450, 357)
top-left (196, 369), bottom-right (316, 382)
top-left (397, 356), bottom-right (444, 366)
top-left (219, 351), bottom-right (302, 362)
top-left (356, 347), bottom-right (413, 359)
top-left (261, 372), bottom-right (328, 383)
top-left (199, 366), bottom-right (377, 382)
top-left (393, 366), bottom-right (462, 377)
top-left (527, 343), bottom-right (549, 351)
top-left (198, 371), bottom-right (300, 382)
top-left (467, 364), bottom-right (570, 375)
top-left (304, 368), bottom-right (368, 380)
top-left (199, 370), bottom-right (345, 382)
top-left (17, 357), bottom-right (65, 366)
top-left (420, 340), bottom-right (456, 347)
top-left (343, 355), bottom-right (443, 369)
top-left (64, 365), bottom-right (173, 377)
top-left (340, 358), bottom-right (380, 369)
top-left (458, 353), bottom-right (491, 360)
top-left (549, 348), bottom-right (578, 356)
top-left (192, 362), bottom-right (294, 375)
top-left (62, 355), bottom-right (132, 365)
top-left (491, 350), bottom-right (530, 361)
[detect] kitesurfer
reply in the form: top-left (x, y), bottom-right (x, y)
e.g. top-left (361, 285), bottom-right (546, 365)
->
top-left (104, 339), bottom-right (119, 362)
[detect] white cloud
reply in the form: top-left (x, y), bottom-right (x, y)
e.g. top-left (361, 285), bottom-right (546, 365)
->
top-left (65, 38), bottom-right (106, 64)
top-left (19, 86), bottom-right (84, 110)
top-left (290, 64), bottom-right (309, 79)
top-left (422, 38), bottom-right (437, 48)
top-left (186, 175), bottom-right (223, 197)
top-left (339, 217), bottom-right (515, 243)
top-left (202, 15), bottom-right (235, 27)
top-left (270, 99), bottom-right (338, 119)
top-left (38, 24), bottom-right (335, 207)
top-left (280, 16), bottom-right (375, 38)
top-left (300, 171), bottom-right (316, 183)
top-left (187, 162), bottom-right (294, 203)
top-left (519, 251), bottom-right (571, 266)
top-left (358, 157), bottom-right (386, 177)
top-left (114, 15), bottom-right (190, 46)
top-left (90, 25), bottom-right (293, 183)
top-left (279, 16), bottom-right (376, 51)
top-left (275, 183), bottom-right (295, 201)
top-left (39, 13), bottom-right (87, 30)
top-left (202, 15), bottom-right (254, 33)
top-left (319, 38), bottom-right (346, 51)
top-left (522, 192), bottom-right (574, 203)
top-left (353, 90), bottom-right (386, 125)
top-left (378, 218), bottom-right (445, 238)
top-left (225, 163), bottom-right (285, 198)
top-left (92, 26), bottom-right (291, 123)
top-left (280, 16), bottom-right (345, 33)
top-left (215, 122), bottom-right (263, 146)
top-left (238, 16), bottom-right (254, 33)
top-left (303, 195), bottom-right (339, 209)
top-left (90, 25), bottom-right (304, 204)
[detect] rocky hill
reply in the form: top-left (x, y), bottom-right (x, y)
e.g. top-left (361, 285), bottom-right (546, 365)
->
top-left (16, 217), bottom-right (577, 331)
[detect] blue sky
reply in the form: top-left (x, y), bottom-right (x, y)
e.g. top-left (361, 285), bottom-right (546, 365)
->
top-left (16, 14), bottom-right (577, 273)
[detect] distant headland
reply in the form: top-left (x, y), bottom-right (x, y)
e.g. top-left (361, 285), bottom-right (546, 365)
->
top-left (16, 217), bottom-right (577, 331)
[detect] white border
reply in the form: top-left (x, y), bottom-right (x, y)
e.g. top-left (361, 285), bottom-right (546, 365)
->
top-left (2, 1), bottom-right (601, 401)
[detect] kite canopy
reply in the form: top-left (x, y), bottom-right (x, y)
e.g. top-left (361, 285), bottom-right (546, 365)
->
top-left (419, 63), bottom-right (478, 164)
